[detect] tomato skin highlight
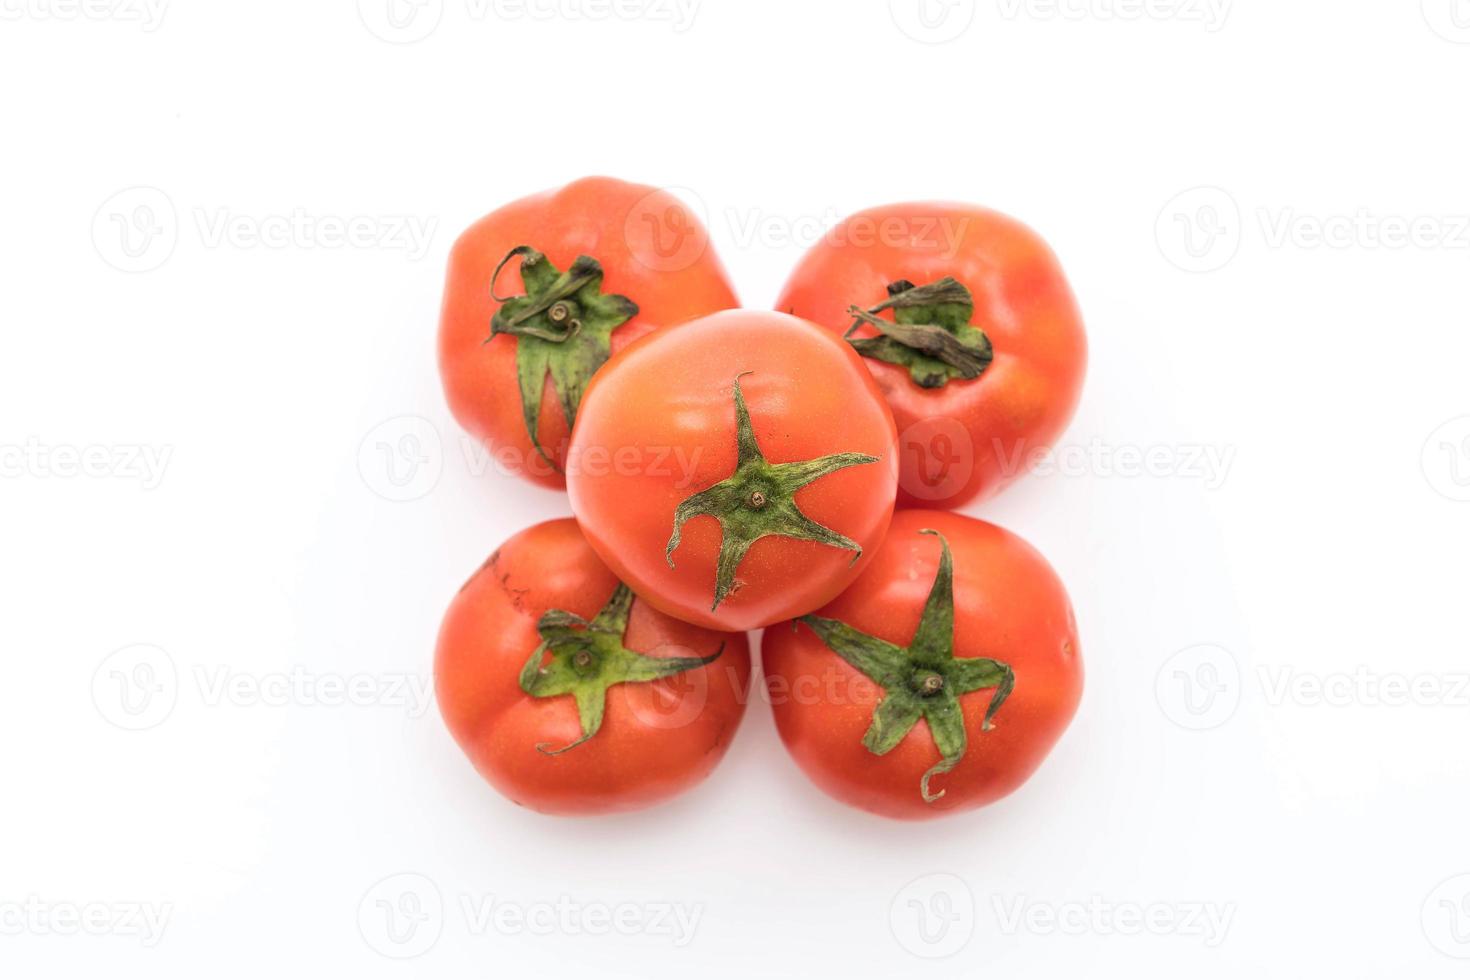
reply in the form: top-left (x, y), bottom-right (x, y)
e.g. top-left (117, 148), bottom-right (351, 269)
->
top-left (567, 310), bottom-right (900, 632)
top-left (775, 202), bottom-right (1086, 509)
top-left (761, 510), bottom-right (1082, 820)
top-left (439, 176), bottom-right (739, 490)
top-left (434, 518), bottom-right (752, 815)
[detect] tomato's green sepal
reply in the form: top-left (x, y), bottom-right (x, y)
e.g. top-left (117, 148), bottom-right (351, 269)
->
top-left (845, 278), bottom-right (992, 389)
top-left (517, 582), bottom-right (721, 754)
top-left (489, 246), bottom-right (639, 469)
top-left (797, 530), bottom-right (1013, 803)
top-left (665, 373), bottom-right (879, 612)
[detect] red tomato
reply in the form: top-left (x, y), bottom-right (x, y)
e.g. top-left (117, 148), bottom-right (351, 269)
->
top-left (761, 510), bottom-right (1082, 819)
top-left (775, 203), bottom-right (1086, 508)
top-left (566, 310), bottom-right (900, 632)
top-left (439, 177), bottom-right (738, 489)
top-left (434, 518), bottom-right (751, 815)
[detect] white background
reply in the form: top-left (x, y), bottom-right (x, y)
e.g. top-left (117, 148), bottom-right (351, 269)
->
top-left (3, 1), bottom-right (1469, 976)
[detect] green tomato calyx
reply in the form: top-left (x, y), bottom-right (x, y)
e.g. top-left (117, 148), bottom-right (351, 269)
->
top-left (798, 530), bottom-right (1014, 803)
top-left (665, 373), bottom-right (880, 613)
top-left (845, 278), bottom-right (993, 389)
top-left (517, 582), bottom-right (721, 754)
top-left (489, 245), bottom-right (639, 468)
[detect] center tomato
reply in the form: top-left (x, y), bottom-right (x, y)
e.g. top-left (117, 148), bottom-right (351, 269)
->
top-left (567, 310), bottom-right (900, 631)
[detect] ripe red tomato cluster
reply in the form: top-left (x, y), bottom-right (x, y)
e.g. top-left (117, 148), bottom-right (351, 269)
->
top-left (435, 176), bottom-right (1086, 820)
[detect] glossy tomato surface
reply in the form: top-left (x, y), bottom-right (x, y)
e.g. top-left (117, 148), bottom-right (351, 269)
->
top-left (440, 176), bottom-right (738, 489)
top-left (776, 203), bottom-right (1085, 508)
top-left (762, 510), bottom-right (1082, 819)
top-left (567, 310), bottom-right (899, 632)
top-left (434, 518), bottom-right (751, 815)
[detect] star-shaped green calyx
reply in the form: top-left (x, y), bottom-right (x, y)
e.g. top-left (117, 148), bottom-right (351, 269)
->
top-left (517, 582), bottom-right (722, 754)
top-left (845, 277), bottom-right (993, 389)
top-left (488, 245), bottom-right (639, 467)
top-left (798, 530), bottom-right (1014, 803)
top-left (665, 373), bottom-right (881, 612)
